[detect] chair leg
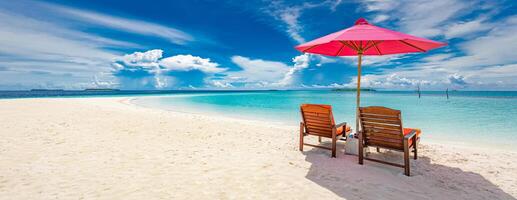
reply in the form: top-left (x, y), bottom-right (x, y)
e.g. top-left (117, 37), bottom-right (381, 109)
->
top-left (299, 123), bottom-right (304, 151)
top-left (404, 143), bottom-right (410, 176)
top-left (376, 147), bottom-right (380, 152)
top-left (331, 137), bottom-right (337, 158)
top-left (331, 128), bottom-right (337, 158)
top-left (358, 133), bottom-right (363, 165)
top-left (318, 136), bottom-right (322, 143)
top-left (413, 141), bottom-right (418, 160)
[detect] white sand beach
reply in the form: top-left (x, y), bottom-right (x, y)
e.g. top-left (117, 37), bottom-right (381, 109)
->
top-left (0, 98), bottom-right (515, 199)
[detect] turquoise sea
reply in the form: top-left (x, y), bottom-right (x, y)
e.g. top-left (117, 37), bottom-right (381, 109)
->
top-left (1, 90), bottom-right (516, 150)
top-left (132, 90), bottom-right (517, 151)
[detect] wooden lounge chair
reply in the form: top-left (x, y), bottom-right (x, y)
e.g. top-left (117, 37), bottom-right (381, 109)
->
top-left (299, 104), bottom-right (351, 157)
top-left (358, 106), bottom-right (421, 176)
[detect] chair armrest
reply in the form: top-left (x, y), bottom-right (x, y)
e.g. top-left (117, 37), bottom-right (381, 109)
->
top-left (334, 122), bottom-right (347, 129)
top-left (403, 130), bottom-right (417, 141)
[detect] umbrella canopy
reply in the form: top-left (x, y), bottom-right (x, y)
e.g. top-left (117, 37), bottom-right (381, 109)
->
top-left (294, 18), bottom-right (446, 155)
top-left (295, 18), bottom-right (446, 56)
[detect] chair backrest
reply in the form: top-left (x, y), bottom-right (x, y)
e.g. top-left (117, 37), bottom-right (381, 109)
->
top-left (359, 106), bottom-right (404, 150)
top-left (300, 104), bottom-right (336, 138)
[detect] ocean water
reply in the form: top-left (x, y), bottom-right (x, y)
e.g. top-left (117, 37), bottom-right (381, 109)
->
top-left (1, 90), bottom-right (516, 150)
top-left (133, 90), bottom-right (517, 150)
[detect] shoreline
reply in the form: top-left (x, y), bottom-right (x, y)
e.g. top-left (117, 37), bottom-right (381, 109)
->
top-left (4, 95), bottom-right (511, 152)
top-left (0, 97), bottom-right (515, 199)
top-left (2, 95), bottom-right (515, 152)
top-left (128, 96), bottom-right (517, 153)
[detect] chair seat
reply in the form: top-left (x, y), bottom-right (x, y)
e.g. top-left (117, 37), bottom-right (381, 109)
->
top-left (403, 128), bottom-right (421, 147)
top-left (337, 125), bottom-right (351, 135)
top-left (300, 104), bottom-right (348, 158)
top-left (359, 106), bottom-right (420, 176)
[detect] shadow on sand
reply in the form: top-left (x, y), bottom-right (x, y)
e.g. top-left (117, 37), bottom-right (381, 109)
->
top-left (301, 142), bottom-right (515, 200)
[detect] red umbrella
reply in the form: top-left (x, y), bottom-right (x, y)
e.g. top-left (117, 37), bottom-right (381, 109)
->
top-left (295, 18), bottom-right (446, 144)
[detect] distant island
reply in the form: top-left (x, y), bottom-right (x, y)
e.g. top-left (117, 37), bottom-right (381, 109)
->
top-left (331, 88), bottom-right (376, 92)
top-left (30, 89), bottom-right (64, 92)
top-left (30, 88), bottom-right (121, 92)
top-left (84, 88), bottom-right (120, 92)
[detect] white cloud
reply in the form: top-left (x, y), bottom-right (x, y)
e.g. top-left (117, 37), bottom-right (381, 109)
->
top-left (413, 16), bottom-right (517, 73)
top-left (445, 17), bottom-right (493, 39)
top-left (115, 50), bottom-right (226, 74)
top-left (361, 0), bottom-right (400, 12)
top-left (0, 0), bottom-right (195, 89)
top-left (457, 16), bottom-right (517, 66)
top-left (112, 50), bottom-right (165, 89)
top-left (315, 55), bottom-right (338, 66)
top-left (354, 1), bottom-right (517, 90)
top-left (224, 54), bottom-right (319, 88)
top-left (275, 7), bottom-right (306, 43)
top-left (153, 75), bottom-right (169, 89)
top-left (265, 1), bottom-right (345, 43)
top-left (342, 54), bottom-right (404, 66)
top-left (0, 6), bottom-right (128, 89)
top-left (362, 0), bottom-right (472, 37)
top-left (112, 49), bottom-right (225, 89)
top-left (0, 11), bottom-right (119, 65)
top-left (160, 55), bottom-right (226, 73)
top-left (421, 54), bottom-right (454, 62)
top-left (329, 0), bottom-right (343, 12)
top-left (342, 73), bottom-right (435, 90)
top-left (282, 13), bottom-right (305, 43)
top-left (461, 64), bottom-right (517, 89)
top-left (400, 0), bottom-right (469, 37)
top-left (46, 3), bottom-right (193, 45)
top-left (210, 80), bottom-right (234, 88)
top-left (92, 75), bottom-right (118, 88)
top-left (340, 58), bottom-right (517, 91)
top-left (448, 73), bottom-right (467, 86)
top-left (221, 51), bottom-right (413, 89)
top-left (372, 14), bottom-right (389, 23)
top-left (229, 56), bottom-right (290, 84)
top-left (305, 83), bottom-right (351, 89)
top-left (111, 63), bottom-right (125, 71)
top-left (276, 54), bottom-right (310, 86)
top-left (116, 49), bottom-right (163, 69)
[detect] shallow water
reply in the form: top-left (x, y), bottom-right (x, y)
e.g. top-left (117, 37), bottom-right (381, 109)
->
top-left (133, 90), bottom-right (517, 150)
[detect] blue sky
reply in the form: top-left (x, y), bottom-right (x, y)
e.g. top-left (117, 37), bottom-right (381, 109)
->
top-left (0, 0), bottom-right (516, 90)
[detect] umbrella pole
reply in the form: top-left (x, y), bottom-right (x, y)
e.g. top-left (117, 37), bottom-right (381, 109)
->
top-left (356, 53), bottom-right (363, 164)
